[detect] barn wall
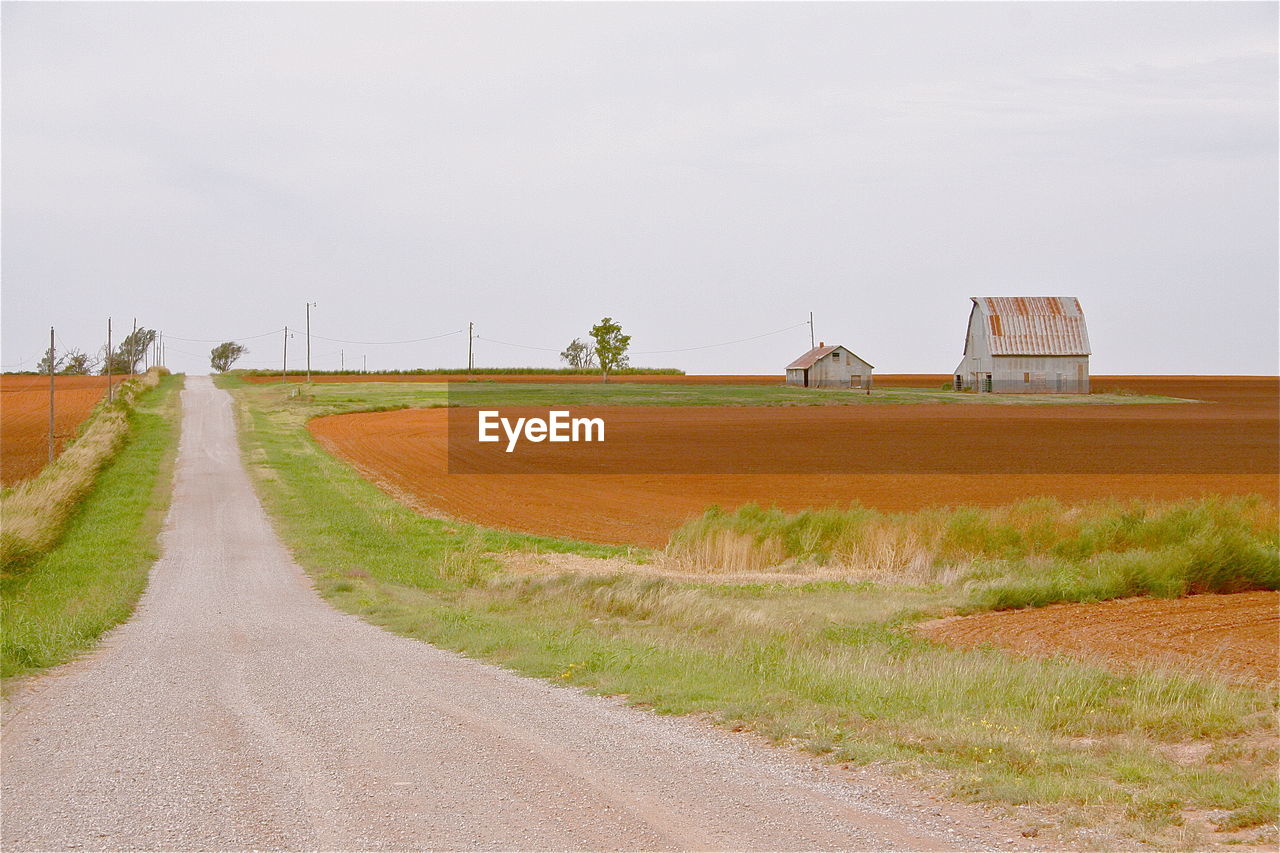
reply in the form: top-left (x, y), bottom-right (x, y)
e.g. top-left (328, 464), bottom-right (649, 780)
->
top-left (955, 355), bottom-right (1090, 392)
top-left (990, 356), bottom-right (1090, 393)
top-left (954, 301), bottom-right (1090, 393)
top-left (809, 349), bottom-right (873, 388)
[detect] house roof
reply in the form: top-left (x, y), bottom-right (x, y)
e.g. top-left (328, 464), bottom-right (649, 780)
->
top-left (973, 297), bottom-right (1091, 356)
top-left (786, 344), bottom-right (874, 370)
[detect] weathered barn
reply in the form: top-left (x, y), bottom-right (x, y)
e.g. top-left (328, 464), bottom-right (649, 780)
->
top-left (953, 297), bottom-right (1091, 393)
top-left (786, 343), bottom-right (874, 389)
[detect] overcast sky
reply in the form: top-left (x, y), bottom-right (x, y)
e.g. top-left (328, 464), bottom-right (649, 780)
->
top-left (3, 2), bottom-right (1276, 375)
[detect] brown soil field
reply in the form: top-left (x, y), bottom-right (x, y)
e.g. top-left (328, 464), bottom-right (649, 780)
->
top-left (245, 373), bottom-right (784, 385)
top-left (248, 371), bottom-right (1278, 400)
top-left (916, 591), bottom-right (1280, 686)
top-left (308, 377), bottom-right (1279, 547)
top-left (0, 375), bottom-right (124, 485)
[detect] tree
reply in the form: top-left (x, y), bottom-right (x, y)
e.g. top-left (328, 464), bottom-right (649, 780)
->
top-left (100, 346), bottom-right (132, 376)
top-left (60, 349), bottom-right (97, 375)
top-left (559, 337), bottom-right (597, 369)
top-left (210, 341), bottom-right (248, 373)
top-left (589, 317), bottom-right (631, 383)
top-left (36, 347), bottom-right (63, 375)
top-left (97, 327), bottom-right (157, 375)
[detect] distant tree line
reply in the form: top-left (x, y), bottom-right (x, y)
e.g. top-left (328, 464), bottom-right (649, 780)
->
top-left (29, 328), bottom-right (158, 376)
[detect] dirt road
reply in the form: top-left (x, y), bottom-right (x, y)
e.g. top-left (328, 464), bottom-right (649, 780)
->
top-left (1, 377), bottom-right (1018, 851)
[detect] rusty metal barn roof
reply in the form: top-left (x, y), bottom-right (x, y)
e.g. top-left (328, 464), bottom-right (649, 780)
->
top-left (786, 344), bottom-right (874, 370)
top-left (787, 345), bottom-right (838, 370)
top-left (974, 297), bottom-right (1091, 356)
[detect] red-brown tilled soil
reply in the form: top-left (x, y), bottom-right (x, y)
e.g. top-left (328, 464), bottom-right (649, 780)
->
top-left (243, 373), bottom-right (785, 385)
top-left (307, 376), bottom-right (1278, 547)
top-left (0, 375), bottom-right (124, 485)
top-left (916, 591), bottom-right (1280, 686)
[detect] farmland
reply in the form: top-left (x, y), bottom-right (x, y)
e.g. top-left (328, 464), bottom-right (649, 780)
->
top-left (0, 375), bottom-right (128, 485)
top-left (307, 377), bottom-right (1277, 547)
top-left (222, 373), bottom-right (1279, 846)
top-left (918, 591), bottom-right (1278, 686)
top-left (241, 372), bottom-right (781, 385)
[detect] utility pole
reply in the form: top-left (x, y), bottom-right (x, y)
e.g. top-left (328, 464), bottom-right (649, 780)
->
top-left (305, 302), bottom-right (317, 383)
top-left (106, 317), bottom-right (113, 403)
top-left (362, 354), bottom-right (366, 374)
top-left (48, 326), bottom-right (55, 464)
top-left (467, 321), bottom-right (474, 373)
top-left (340, 350), bottom-right (344, 372)
top-left (132, 318), bottom-right (137, 375)
top-left (809, 312), bottom-right (815, 349)
top-left (282, 326), bottom-right (290, 382)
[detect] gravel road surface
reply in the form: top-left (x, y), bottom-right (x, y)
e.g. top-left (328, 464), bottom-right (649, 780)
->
top-left (2, 377), bottom-right (1020, 851)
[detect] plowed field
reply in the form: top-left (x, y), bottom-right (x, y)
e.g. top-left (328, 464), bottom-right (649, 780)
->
top-left (916, 592), bottom-right (1280, 685)
top-left (252, 372), bottom-right (1278, 400)
top-left (245, 373), bottom-right (783, 385)
top-left (0, 375), bottom-right (120, 485)
top-left (308, 377), bottom-right (1278, 547)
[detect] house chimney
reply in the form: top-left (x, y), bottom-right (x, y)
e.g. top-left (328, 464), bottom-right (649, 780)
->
top-left (819, 341), bottom-right (825, 347)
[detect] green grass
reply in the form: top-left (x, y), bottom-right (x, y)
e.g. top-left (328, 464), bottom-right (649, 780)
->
top-left (1, 375), bottom-right (184, 680)
top-left (219, 373), bottom-right (1190, 411)
top-left (666, 499), bottom-right (1279, 611)
top-left (222, 375), bottom-right (1278, 846)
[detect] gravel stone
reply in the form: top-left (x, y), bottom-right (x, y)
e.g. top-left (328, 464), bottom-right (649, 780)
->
top-left (2, 377), bottom-right (1032, 851)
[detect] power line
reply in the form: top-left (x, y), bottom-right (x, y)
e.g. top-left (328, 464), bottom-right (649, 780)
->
top-left (633, 321), bottom-right (809, 354)
top-left (310, 329), bottom-right (465, 346)
top-left (474, 336), bottom-right (561, 353)
top-left (478, 320), bottom-right (809, 357)
top-left (0, 353), bottom-right (39, 370)
top-left (165, 328), bottom-right (284, 343)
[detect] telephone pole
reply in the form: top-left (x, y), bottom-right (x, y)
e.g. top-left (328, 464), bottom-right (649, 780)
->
top-left (467, 322), bottom-right (474, 373)
top-left (132, 318), bottom-right (137, 375)
top-left (340, 349), bottom-right (344, 372)
top-left (282, 326), bottom-right (290, 382)
top-left (305, 302), bottom-right (316, 383)
top-left (106, 317), bottom-right (113, 403)
top-left (48, 326), bottom-right (55, 464)
top-left (362, 354), bottom-right (366, 374)
top-left (808, 312), bottom-right (815, 349)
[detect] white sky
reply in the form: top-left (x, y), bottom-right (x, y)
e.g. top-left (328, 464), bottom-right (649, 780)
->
top-left (3, 2), bottom-right (1277, 375)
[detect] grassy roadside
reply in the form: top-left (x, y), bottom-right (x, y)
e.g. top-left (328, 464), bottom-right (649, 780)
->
top-left (668, 499), bottom-right (1279, 611)
top-left (223, 375), bottom-right (1277, 848)
top-left (1, 374), bottom-right (184, 680)
top-left (1, 368), bottom-right (170, 568)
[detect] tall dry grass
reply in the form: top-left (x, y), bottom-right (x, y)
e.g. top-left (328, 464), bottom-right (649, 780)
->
top-left (1, 368), bottom-right (168, 570)
top-left (665, 497), bottom-right (1280, 607)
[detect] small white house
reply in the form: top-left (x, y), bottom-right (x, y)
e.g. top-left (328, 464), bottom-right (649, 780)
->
top-left (786, 343), bottom-right (874, 389)
top-left (953, 297), bottom-right (1091, 393)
